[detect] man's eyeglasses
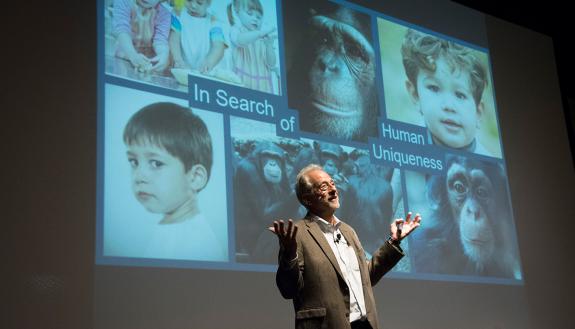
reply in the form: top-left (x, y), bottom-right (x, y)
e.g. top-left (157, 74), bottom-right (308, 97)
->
top-left (314, 180), bottom-right (336, 192)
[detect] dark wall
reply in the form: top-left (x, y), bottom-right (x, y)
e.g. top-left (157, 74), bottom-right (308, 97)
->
top-left (486, 15), bottom-right (575, 329)
top-left (4, 1), bottom-right (95, 328)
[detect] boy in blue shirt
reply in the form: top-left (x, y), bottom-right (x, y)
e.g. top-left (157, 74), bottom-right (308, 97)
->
top-left (401, 29), bottom-right (491, 156)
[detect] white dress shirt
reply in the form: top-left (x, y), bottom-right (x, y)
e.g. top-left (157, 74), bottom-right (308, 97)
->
top-left (310, 214), bottom-right (366, 322)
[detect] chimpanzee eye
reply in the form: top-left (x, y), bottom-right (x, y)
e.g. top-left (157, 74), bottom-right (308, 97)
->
top-left (344, 39), bottom-right (367, 64)
top-left (475, 186), bottom-right (489, 199)
top-left (347, 44), bottom-right (362, 59)
top-left (453, 181), bottom-right (467, 194)
top-left (313, 28), bottom-right (330, 45)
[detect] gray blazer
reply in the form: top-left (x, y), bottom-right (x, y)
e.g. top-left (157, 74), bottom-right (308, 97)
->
top-left (276, 216), bottom-right (404, 329)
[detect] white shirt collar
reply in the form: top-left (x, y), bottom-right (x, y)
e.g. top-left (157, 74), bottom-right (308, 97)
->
top-left (308, 212), bottom-right (341, 233)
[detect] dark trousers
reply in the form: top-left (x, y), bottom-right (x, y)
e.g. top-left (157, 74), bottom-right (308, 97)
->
top-left (351, 319), bottom-right (373, 329)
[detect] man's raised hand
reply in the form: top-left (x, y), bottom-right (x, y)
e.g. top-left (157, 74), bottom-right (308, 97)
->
top-left (390, 212), bottom-right (422, 241)
top-left (269, 219), bottom-right (298, 259)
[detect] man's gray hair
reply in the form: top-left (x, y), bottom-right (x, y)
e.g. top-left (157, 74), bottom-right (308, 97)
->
top-left (295, 164), bottom-right (323, 208)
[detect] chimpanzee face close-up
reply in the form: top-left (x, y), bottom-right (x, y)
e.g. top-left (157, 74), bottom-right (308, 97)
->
top-left (261, 154), bottom-right (283, 185)
top-left (445, 160), bottom-right (496, 267)
top-left (286, 2), bottom-right (379, 142)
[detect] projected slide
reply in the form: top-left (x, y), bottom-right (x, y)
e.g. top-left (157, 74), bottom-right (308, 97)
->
top-left (97, 0), bottom-right (522, 283)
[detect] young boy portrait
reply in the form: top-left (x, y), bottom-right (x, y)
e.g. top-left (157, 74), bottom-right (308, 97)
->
top-left (378, 19), bottom-right (502, 158)
top-left (124, 102), bottom-right (212, 224)
top-left (102, 86), bottom-right (228, 263)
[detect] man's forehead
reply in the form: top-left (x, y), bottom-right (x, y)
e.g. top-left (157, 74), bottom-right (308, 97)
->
top-left (308, 169), bottom-right (332, 183)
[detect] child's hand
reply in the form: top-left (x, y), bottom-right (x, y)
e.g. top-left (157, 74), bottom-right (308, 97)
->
top-left (260, 26), bottom-right (277, 39)
top-left (198, 61), bottom-right (212, 74)
top-left (128, 53), bottom-right (152, 71)
top-left (263, 33), bottom-right (278, 47)
top-left (199, 65), bottom-right (211, 74)
top-left (128, 53), bottom-right (150, 68)
top-left (173, 60), bottom-right (191, 70)
top-left (150, 53), bottom-right (169, 73)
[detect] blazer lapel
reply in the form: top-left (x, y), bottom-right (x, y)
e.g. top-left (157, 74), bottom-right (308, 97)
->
top-left (305, 218), bottom-right (345, 280)
top-left (339, 224), bottom-right (360, 254)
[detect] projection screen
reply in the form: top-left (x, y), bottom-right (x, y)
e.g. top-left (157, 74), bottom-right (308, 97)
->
top-left (95, 1), bottom-right (535, 328)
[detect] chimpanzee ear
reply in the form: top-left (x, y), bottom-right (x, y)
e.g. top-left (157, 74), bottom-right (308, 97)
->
top-left (187, 164), bottom-right (208, 192)
top-left (426, 174), bottom-right (443, 210)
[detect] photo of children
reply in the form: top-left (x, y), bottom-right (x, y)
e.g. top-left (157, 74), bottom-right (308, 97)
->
top-left (103, 85), bottom-right (228, 262)
top-left (103, 0), bottom-right (281, 94)
top-left (404, 155), bottom-right (522, 279)
top-left (378, 18), bottom-right (502, 158)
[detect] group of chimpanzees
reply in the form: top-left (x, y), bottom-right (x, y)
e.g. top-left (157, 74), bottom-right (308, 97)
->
top-left (232, 139), bottom-right (396, 264)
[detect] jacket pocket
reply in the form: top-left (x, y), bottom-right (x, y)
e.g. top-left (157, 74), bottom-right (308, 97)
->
top-left (296, 307), bottom-right (326, 319)
top-left (296, 308), bottom-right (327, 329)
